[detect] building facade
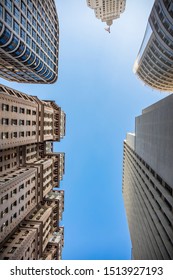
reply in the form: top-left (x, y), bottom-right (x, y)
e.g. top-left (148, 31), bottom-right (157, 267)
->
top-left (133, 0), bottom-right (173, 92)
top-left (0, 84), bottom-right (65, 259)
top-left (87, 0), bottom-right (126, 26)
top-left (0, 0), bottom-right (59, 83)
top-left (122, 95), bottom-right (173, 259)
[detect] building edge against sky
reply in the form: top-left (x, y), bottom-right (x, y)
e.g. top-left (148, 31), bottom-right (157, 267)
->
top-left (122, 95), bottom-right (173, 259)
top-left (133, 0), bottom-right (173, 92)
top-left (0, 0), bottom-right (59, 83)
top-left (86, 0), bottom-right (126, 27)
top-left (0, 84), bottom-right (65, 260)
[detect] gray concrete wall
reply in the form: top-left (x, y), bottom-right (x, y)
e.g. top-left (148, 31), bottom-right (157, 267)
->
top-left (135, 94), bottom-right (173, 189)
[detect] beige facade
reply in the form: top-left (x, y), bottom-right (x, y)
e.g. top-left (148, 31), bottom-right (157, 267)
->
top-left (0, 84), bottom-right (65, 259)
top-left (87, 0), bottom-right (126, 26)
top-left (0, 84), bottom-right (65, 149)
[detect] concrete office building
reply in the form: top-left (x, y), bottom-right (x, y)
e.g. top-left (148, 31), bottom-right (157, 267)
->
top-left (0, 84), bottom-right (65, 259)
top-left (87, 0), bottom-right (126, 26)
top-left (0, 0), bottom-right (59, 83)
top-left (133, 0), bottom-right (173, 92)
top-left (122, 95), bottom-right (173, 259)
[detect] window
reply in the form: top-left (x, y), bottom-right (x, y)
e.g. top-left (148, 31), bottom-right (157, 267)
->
top-left (32, 110), bottom-right (36, 115)
top-left (32, 131), bottom-right (36, 136)
top-left (26, 131), bottom-right (31, 136)
top-left (2, 118), bottom-right (9, 125)
top-left (27, 22), bottom-right (31, 34)
top-left (11, 119), bottom-right (17, 125)
top-left (26, 120), bottom-right (30, 125)
top-left (1, 132), bottom-right (8, 139)
top-left (2, 104), bottom-right (9, 111)
top-left (0, 4), bottom-right (4, 19)
top-left (13, 21), bottom-right (19, 34)
top-left (14, 6), bottom-right (19, 19)
top-left (21, 1), bottom-right (26, 14)
top-left (5, 0), bottom-right (12, 12)
top-left (32, 17), bottom-right (36, 28)
top-left (11, 132), bottom-right (17, 138)
top-left (27, 10), bottom-right (31, 21)
top-left (26, 35), bottom-right (31, 46)
top-left (20, 28), bottom-right (25, 40)
top-left (19, 107), bottom-right (25, 114)
top-left (19, 119), bottom-right (24, 125)
top-left (26, 109), bottom-right (31, 115)
top-left (5, 11), bottom-right (12, 27)
top-left (21, 15), bottom-right (26, 28)
top-left (19, 131), bottom-right (24, 137)
top-left (14, 0), bottom-right (19, 5)
top-left (12, 106), bottom-right (17, 112)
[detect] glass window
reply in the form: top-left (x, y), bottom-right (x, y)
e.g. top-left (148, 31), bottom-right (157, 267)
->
top-left (13, 42), bottom-right (25, 56)
top-left (27, 10), bottom-right (31, 21)
top-left (32, 17), bottom-right (36, 28)
top-left (19, 107), bottom-right (25, 114)
top-left (14, 6), bottom-right (20, 20)
top-left (32, 40), bottom-right (36, 51)
top-left (3, 35), bottom-right (18, 52)
top-left (13, 21), bottom-right (19, 34)
top-left (0, 28), bottom-right (11, 46)
top-left (37, 13), bottom-right (41, 23)
top-left (14, 0), bottom-right (20, 5)
top-left (2, 104), bottom-right (9, 111)
top-left (5, 0), bottom-right (12, 12)
top-left (37, 24), bottom-right (41, 34)
top-left (0, 4), bottom-right (3, 19)
top-left (2, 118), bottom-right (9, 125)
top-left (32, 29), bottom-right (36, 40)
top-left (26, 35), bottom-right (31, 46)
top-left (37, 35), bottom-right (40, 45)
top-left (5, 11), bottom-right (12, 27)
top-left (27, 0), bottom-right (32, 9)
top-left (27, 22), bottom-right (31, 34)
top-left (20, 28), bottom-right (25, 40)
top-left (21, 15), bottom-right (26, 27)
top-left (21, 1), bottom-right (26, 14)
top-left (12, 106), bottom-right (17, 112)
top-left (32, 5), bottom-right (36, 17)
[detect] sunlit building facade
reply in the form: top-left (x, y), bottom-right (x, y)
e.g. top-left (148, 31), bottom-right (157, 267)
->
top-left (123, 95), bottom-right (173, 259)
top-left (0, 84), bottom-right (65, 259)
top-left (133, 0), bottom-right (173, 92)
top-left (0, 0), bottom-right (59, 83)
top-left (87, 0), bottom-right (126, 26)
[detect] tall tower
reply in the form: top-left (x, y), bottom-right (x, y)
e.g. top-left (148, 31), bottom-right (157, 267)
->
top-left (87, 0), bottom-right (126, 27)
top-left (133, 0), bottom-right (173, 92)
top-left (123, 95), bottom-right (173, 259)
top-left (0, 0), bottom-right (59, 83)
top-left (0, 84), bottom-right (65, 259)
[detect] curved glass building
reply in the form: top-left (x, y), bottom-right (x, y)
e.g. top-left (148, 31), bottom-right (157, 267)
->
top-left (133, 0), bottom-right (173, 92)
top-left (0, 0), bottom-right (59, 83)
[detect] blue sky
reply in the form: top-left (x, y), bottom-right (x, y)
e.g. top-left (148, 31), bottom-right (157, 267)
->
top-left (0, 0), bottom-right (169, 260)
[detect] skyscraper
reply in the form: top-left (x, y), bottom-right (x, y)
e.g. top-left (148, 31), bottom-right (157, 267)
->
top-left (87, 0), bottom-right (126, 27)
top-left (133, 0), bottom-right (173, 92)
top-left (0, 84), bottom-right (65, 259)
top-left (122, 95), bottom-right (173, 259)
top-left (0, 0), bottom-right (59, 83)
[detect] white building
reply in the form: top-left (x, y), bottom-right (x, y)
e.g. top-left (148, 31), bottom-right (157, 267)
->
top-left (87, 0), bottom-right (126, 26)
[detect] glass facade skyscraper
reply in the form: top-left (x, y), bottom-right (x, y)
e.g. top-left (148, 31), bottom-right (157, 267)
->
top-left (133, 0), bottom-right (173, 92)
top-left (0, 0), bottom-right (59, 83)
